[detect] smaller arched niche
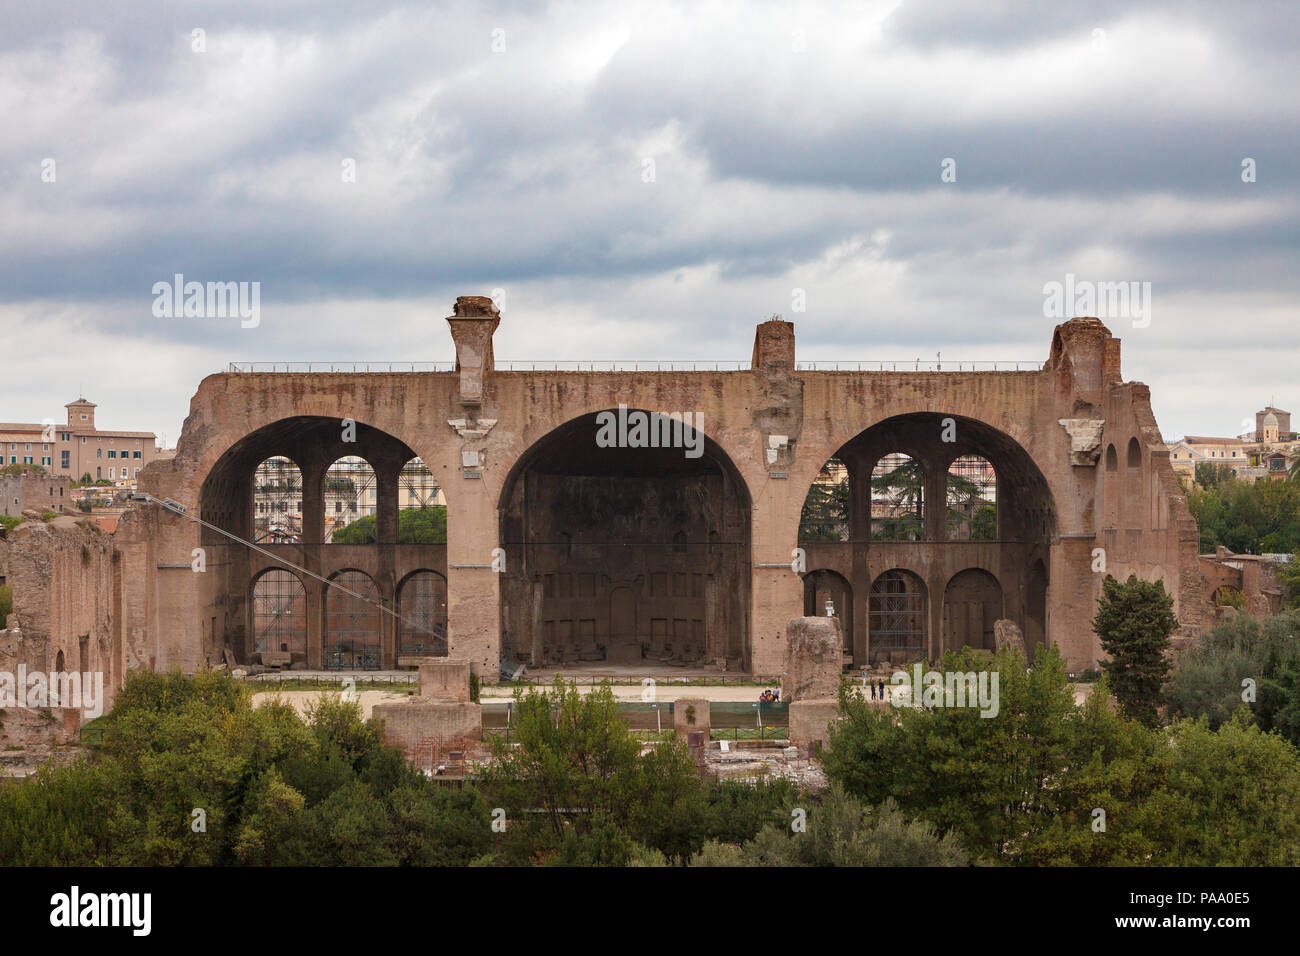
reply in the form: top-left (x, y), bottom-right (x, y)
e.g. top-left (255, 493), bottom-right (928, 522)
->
top-left (324, 570), bottom-right (381, 669)
top-left (251, 569), bottom-right (308, 666)
top-left (942, 568), bottom-right (1003, 652)
top-left (1127, 437), bottom-right (1143, 469)
top-left (869, 569), bottom-right (927, 662)
top-left (324, 457), bottom-right (377, 544)
top-left (804, 569), bottom-right (853, 653)
top-left (397, 569), bottom-right (447, 657)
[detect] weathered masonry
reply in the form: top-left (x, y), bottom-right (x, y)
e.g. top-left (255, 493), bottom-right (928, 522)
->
top-left (83, 298), bottom-right (1200, 682)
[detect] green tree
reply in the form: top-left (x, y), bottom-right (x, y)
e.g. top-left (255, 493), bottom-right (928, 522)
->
top-left (871, 458), bottom-right (923, 540)
top-left (480, 678), bottom-right (709, 863)
top-left (1164, 609), bottom-right (1300, 747)
top-left (690, 786), bottom-right (966, 867)
top-left (1017, 676), bottom-right (1175, 865)
top-left (799, 464), bottom-right (849, 541)
top-left (1093, 575), bottom-right (1179, 726)
top-left (1159, 712), bottom-right (1300, 865)
top-left (1194, 461), bottom-right (1236, 489)
top-left (825, 643), bottom-right (1076, 860)
top-left (331, 505), bottom-right (447, 544)
top-left (1278, 556), bottom-right (1300, 610)
top-left (971, 504), bottom-right (997, 540)
top-left (1188, 477), bottom-right (1300, 554)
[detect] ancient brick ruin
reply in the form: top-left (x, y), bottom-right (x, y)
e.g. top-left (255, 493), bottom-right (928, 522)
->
top-left (3, 299), bottom-right (1203, 694)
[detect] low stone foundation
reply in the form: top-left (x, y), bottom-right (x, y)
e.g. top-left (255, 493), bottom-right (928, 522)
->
top-left (370, 658), bottom-right (482, 768)
top-left (788, 698), bottom-right (840, 751)
top-left (370, 699), bottom-right (482, 760)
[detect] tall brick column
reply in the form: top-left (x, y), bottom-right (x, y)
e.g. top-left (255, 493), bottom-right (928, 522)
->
top-left (444, 296), bottom-right (503, 680)
top-left (748, 317), bottom-right (805, 678)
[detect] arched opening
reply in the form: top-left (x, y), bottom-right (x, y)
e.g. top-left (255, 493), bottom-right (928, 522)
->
top-left (869, 569), bottom-right (927, 664)
top-left (803, 569), bottom-right (853, 653)
top-left (1212, 585), bottom-right (1245, 610)
top-left (324, 570), bottom-right (381, 669)
top-left (198, 416), bottom-right (434, 667)
top-left (52, 650), bottom-right (66, 705)
top-left (799, 458), bottom-right (850, 541)
top-left (800, 412), bottom-right (1055, 665)
top-left (1103, 443), bottom-right (1119, 529)
top-left (498, 409), bottom-right (752, 671)
top-left (253, 457), bottom-right (302, 543)
top-left (1124, 437), bottom-right (1143, 530)
top-left (942, 569), bottom-right (1003, 652)
top-left (324, 457), bottom-right (377, 544)
top-left (946, 455), bottom-right (997, 540)
top-left (251, 569), bottom-right (307, 666)
top-left (397, 569), bottom-right (448, 657)
top-left (871, 453), bottom-right (924, 540)
top-left (396, 456), bottom-right (447, 543)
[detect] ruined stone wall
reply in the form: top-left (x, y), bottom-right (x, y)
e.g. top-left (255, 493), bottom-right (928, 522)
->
top-left (1090, 378), bottom-right (1204, 652)
top-left (1198, 553), bottom-right (1285, 621)
top-left (73, 303), bottom-right (1200, 685)
top-left (2, 516), bottom-right (120, 710)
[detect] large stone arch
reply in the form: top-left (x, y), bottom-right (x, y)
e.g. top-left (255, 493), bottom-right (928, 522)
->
top-left (497, 408), bottom-right (753, 671)
top-left (196, 415), bottom-right (439, 667)
top-left (800, 412), bottom-right (1055, 665)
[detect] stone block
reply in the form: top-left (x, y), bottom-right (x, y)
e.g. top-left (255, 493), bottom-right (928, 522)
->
top-left (788, 698), bottom-right (840, 751)
top-left (993, 619), bottom-right (1025, 656)
top-left (781, 616), bottom-right (842, 702)
top-left (673, 697), bottom-right (710, 737)
top-left (416, 658), bottom-right (473, 701)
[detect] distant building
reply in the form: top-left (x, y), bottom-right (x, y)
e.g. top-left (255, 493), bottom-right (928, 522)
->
top-left (1167, 403), bottom-right (1297, 482)
top-left (1256, 406), bottom-right (1292, 442)
top-left (0, 398), bottom-right (160, 482)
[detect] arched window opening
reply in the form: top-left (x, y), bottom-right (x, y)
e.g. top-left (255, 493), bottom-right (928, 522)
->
top-left (946, 455), bottom-right (997, 540)
top-left (324, 457), bottom-right (378, 544)
top-left (871, 454), bottom-right (923, 540)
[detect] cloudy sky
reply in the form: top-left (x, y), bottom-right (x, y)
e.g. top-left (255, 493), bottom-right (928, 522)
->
top-left (2, 0), bottom-right (1297, 446)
